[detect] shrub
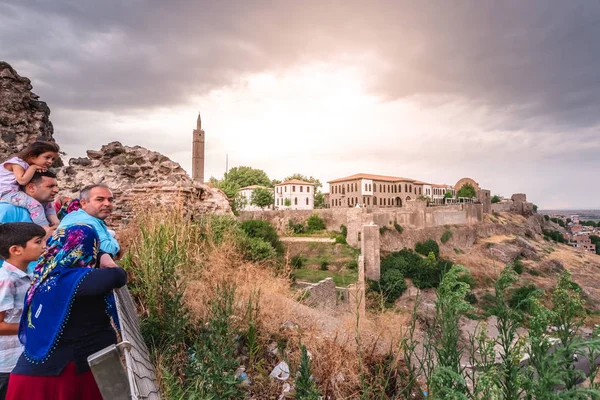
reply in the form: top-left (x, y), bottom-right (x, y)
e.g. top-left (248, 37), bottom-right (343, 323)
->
top-left (288, 220), bottom-right (306, 234)
top-left (241, 219), bottom-right (283, 255)
top-left (465, 292), bottom-right (477, 304)
top-left (296, 345), bottom-right (320, 399)
top-left (543, 229), bottom-right (566, 243)
top-left (544, 214), bottom-right (550, 221)
top-left (379, 226), bottom-right (389, 235)
top-left (509, 284), bottom-right (543, 313)
top-left (346, 259), bottom-right (358, 270)
top-left (491, 195), bottom-right (501, 204)
top-left (513, 258), bottom-right (524, 274)
top-left (394, 222), bottom-right (404, 233)
top-left (379, 269), bottom-right (407, 305)
top-left (243, 237), bottom-right (276, 261)
top-left (415, 239), bottom-right (440, 259)
top-left (334, 234), bottom-right (347, 245)
top-left (306, 214), bottom-right (326, 232)
top-left (532, 204), bottom-right (538, 213)
top-left (340, 224), bottom-right (348, 237)
top-left (441, 230), bottom-right (452, 244)
top-left (291, 255), bottom-right (304, 268)
top-left (320, 260), bottom-right (329, 270)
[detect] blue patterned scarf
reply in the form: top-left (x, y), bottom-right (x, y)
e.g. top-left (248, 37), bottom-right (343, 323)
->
top-left (19, 224), bottom-right (116, 363)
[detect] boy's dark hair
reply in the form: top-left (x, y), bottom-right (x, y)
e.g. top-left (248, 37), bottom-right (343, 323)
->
top-left (17, 141), bottom-right (60, 162)
top-left (0, 223), bottom-right (46, 259)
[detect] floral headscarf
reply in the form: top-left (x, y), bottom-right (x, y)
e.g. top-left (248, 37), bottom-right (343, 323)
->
top-left (19, 224), bottom-right (99, 363)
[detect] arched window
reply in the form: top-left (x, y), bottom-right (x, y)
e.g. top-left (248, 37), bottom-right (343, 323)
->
top-left (294, 197), bottom-right (298, 205)
top-left (306, 198), bottom-right (309, 205)
top-left (405, 184), bottom-right (408, 192)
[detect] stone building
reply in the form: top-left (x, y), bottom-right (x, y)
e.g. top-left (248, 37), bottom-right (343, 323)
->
top-left (274, 179), bottom-right (314, 210)
top-left (192, 113), bottom-right (205, 183)
top-left (239, 185), bottom-right (273, 211)
top-left (428, 183), bottom-right (456, 204)
top-left (327, 173), bottom-right (424, 209)
top-left (569, 235), bottom-right (596, 253)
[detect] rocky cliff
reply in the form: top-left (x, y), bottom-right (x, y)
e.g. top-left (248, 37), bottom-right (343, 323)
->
top-left (0, 62), bottom-right (57, 161)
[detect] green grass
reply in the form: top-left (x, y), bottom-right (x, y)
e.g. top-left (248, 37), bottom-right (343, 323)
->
top-left (294, 268), bottom-right (358, 287)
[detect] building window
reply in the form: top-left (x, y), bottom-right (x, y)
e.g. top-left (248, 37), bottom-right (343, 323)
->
top-left (292, 186), bottom-right (296, 192)
top-left (300, 186), bottom-right (303, 192)
top-left (294, 197), bottom-right (298, 205)
top-left (405, 184), bottom-right (407, 192)
top-left (306, 198), bottom-right (309, 205)
top-left (307, 187), bottom-right (310, 193)
top-left (419, 187), bottom-right (422, 195)
top-left (365, 184), bottom-right (367, 191)
top-left (369, 184), bottom-right (372, 191)
top-left (409, 185), bottom-right (412, 193)
top-left (285, 187), bottom-right (287, 192)
top-left (373, 184), bottom-right (376, 192)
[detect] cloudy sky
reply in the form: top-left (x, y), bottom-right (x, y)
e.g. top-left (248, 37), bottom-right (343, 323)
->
top-left (2, 0), bottom-right (599, 209)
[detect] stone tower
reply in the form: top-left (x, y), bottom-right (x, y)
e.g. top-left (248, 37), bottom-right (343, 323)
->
top-left (192, 113), bottom-right (205, 183)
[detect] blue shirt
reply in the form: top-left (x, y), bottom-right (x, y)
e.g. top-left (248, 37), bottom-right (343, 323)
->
top-left (58, 209), bottom-right (120, 256)
top-left (0, 203), bottom-right (32, 224)
top-left (0, 204), bottom-right (38, 273)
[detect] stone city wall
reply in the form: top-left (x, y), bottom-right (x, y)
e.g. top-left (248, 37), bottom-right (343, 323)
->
top-left (240, 203), bottom-right (483, 247)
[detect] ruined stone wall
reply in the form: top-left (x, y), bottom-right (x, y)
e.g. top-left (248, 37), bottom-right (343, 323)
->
top-left (492, 202), bottom-right (513, 213)
top-left (302, 278), bottom-right (337, 311)
top-left (0, 62), bottom-right (57, 162)
top-left (240, 203), bottom-right (484, 247)
top-left (57, 142), bottom-right (231, 226)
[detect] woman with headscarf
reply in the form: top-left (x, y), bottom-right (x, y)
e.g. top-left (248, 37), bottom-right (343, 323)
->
top-left (6, 224), bottom-right (127, 400)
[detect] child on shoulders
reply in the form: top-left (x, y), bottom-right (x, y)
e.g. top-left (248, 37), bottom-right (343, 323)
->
top-left (0, 142), bottom-right (60, 235)
top-left (0, 223), bottom-right (46, 399)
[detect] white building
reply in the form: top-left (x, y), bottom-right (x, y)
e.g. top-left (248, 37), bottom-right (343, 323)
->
top-left (274, 179), bottom-right (314, 210)
top-left (430, 184), bottom-right (456, 204)
top-left (239, 185), bottom-right (273, 211)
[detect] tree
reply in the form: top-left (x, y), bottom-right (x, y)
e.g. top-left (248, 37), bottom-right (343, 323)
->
top-left (456, 183), bottom-right (477, 199)
top-left (314, 192), bottom-right (325, 208)
top-left (284, 198), bottom-right (292, 207)
top-left (250, 187), bottom-right (274, 210)
top-left (224, 166), bottom-right (272, 188)
top-left (444, 191), bottom-right (454, 199)
top-left (491, 195), bottom-right (501, 204)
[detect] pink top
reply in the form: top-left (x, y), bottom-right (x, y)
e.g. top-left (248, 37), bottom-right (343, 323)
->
top-left (0, 157), bottom-right (30, 194)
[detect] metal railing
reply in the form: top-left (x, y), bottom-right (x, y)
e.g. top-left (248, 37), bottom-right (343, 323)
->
top-left (88, 286), bottom-right (161, 399)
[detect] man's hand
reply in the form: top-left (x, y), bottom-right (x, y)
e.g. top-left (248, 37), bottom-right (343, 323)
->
top-left (100, 253), bottom-right (118, 268)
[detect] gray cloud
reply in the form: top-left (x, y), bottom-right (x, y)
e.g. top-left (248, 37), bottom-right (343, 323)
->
top-left (3, 0), bottom-right (600, 131)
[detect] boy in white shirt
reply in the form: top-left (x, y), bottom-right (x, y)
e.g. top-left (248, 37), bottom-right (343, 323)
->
top-left (0, 223), bottom-right (45, 399)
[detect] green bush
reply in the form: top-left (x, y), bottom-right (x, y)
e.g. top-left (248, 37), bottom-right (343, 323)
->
top-left (544, 214), bottom-right (550, 221)
top-left (291, 255), bottom-right (304, 268)
top-left (306, 214), bottom-right (326, 232)
top-left (340, 224), bottom-right (348, 237)
top-left (509, 284), bottom-right (543, 313)
top-left (346, 259), bottom-right (358, 270)
top-left (465, 292), bottom-right (477, 304)
top-left (491, 195), bottom-right (501, 204)
top-left (243, 237), bottom-right (276, 261)
top-left (379, 269), bottom-right (408, 305)
top-left (394, 222), bottom-right (404, 233)
top-left (415, 239), bottom-right (440, 259)
top-left (513, 258), bottom-right (524, 274)
top-left (296, 344), bottom-right (321, 399)
top-left (441, 230), bottom-right (452, 244)
top-left (379, 226), bottom-right (389, 235)
top-left (543, 229), bottom-right (566, 244)
top-left (241, 219), bottom-right (283, 255)
top-left (320, 260), bottom-right (329, 271)
top-left (334, 234), bottom-right (347, 245)
top-left (288, 220), bottom-right (306, 234)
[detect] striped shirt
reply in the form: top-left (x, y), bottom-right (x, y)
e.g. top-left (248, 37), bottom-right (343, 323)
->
top-left (0, 261), bottom-right (31, 373)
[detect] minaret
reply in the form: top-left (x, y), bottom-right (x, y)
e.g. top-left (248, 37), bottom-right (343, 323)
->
top-left (192, 113), bottom-right (205, 183)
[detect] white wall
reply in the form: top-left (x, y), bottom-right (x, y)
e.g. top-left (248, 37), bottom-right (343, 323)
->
top-left (274, 184), bottom-right (314, 210)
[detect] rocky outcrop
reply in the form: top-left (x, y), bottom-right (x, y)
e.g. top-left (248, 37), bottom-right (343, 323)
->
top-left (0, 61), bottom-right (58, 162)
top-left (57, 142), bottom-right (231, 225)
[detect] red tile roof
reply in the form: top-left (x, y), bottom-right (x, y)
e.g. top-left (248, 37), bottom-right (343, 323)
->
top-left (275, 179), bottom-right (314, 186)
top-left (328, 173), bottom-right (416, 184)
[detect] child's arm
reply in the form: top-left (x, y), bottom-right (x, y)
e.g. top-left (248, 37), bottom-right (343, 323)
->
top-left (0, 312), bottom-right (18, 336)
top-left (7, 163), bottom-right (42, 186)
